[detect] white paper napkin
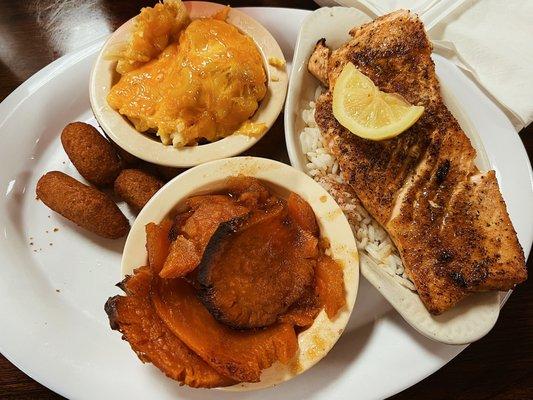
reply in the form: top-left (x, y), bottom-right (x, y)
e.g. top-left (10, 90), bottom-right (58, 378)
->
top-left (429, 0), bottom-right (533, 130)
top-left (314, 0), bottom-right (533, 130)
top-left (314, 0), bottom-right (465, 26)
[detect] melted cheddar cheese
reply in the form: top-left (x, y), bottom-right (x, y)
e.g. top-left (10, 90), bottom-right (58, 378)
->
top-left (114, 0), bottom-right (189, 75)
top-left (107, 2), bottom-right (267, 147)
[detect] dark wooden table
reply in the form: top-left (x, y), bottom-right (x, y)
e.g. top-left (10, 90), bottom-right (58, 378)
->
top-left (0, 1), bottom-right (531, 399)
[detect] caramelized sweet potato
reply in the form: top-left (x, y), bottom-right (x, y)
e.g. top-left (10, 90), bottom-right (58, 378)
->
top-left (224, 176), bottom-right (271, 208)
top-left (156, 196), bottom-right (248, 279)
top-left (296, 228), bottom-right (320, 260)
top-left (160, 235), bottom-right (200, 278)
top-left (152, 278), bottom-right (298, 383)
top-left (315, 255), bottom-right (346, 319)
top-left (287, 192), bottom-right (319, 236)
top-left (182, 195), bottom-right (249, 252)
top-left (279, 287), bottom-right (321, 329)
top-left (145, 219), bottom-right (173, 274)
top-left (158, 194), bottom-right (254, 279)
top-left (197, 208), bottom-right (316, 329)
top-left (279, 306), bottom-right (321, 328)
top-left (152, 195), bottom-right (249, 279)
top-left (104, 266), bottom-right (234, 388)
top-left (168, 209), bottom-right (194, 241)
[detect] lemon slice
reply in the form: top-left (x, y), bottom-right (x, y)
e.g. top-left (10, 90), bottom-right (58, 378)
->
top-left (332, 62), bottom-right (424, 140)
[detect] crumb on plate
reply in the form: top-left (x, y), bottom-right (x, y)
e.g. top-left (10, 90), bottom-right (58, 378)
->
top-left (268, 57), bottom-right (285, 68)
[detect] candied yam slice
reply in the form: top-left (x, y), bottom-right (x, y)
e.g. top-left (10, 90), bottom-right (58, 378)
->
top-left (160, 235), bottom-right (200, 278)
top-left (168, 209), bottom-right (193, 241)
top-left (152, 278), bottom-right (298, 383)
top-left (315, 255), bottom-right (346, 319)
top-left (197, 208), bottom-right (316, 329)
top-left (279, 304), bottom-right (320, 329)
top-left (145, 219), bottom-right (173, 274)
top-left (185, 194), bottom-right (232, 211)
top-left (224, 176), bottom-right (271, 208)
top-left (104, 266), bottom-right (234, 388)
top-left (182, 194), bottom-right (249, 253)
top-left (287, 192), bottom-right (319, 236)
top-left (279, 286), bottom-right (321, 329)
top-left (159, 195), bottom-right (248, 278)
top-left (295, 228), bottom-right (320, 260)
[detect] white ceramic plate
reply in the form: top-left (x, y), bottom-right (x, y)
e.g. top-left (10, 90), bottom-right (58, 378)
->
top-left (90, 2), bottom-right (288, 168)
top-left (285, 8), bottom-right (533, 342)
top-left (121, 156), bottom-right (359, 391)
top-left (0, 6), bottom-right (531, 400)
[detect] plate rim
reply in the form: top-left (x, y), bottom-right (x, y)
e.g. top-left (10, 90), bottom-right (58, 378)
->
top-left (0, 5), bottom-right (531, 400)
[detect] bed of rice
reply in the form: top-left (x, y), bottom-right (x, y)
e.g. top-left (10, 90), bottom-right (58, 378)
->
top-left (299, 90), bottom-right (416, 291)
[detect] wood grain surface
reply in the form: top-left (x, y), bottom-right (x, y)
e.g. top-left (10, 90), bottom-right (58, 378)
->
top-left (0, 1), bottom-right (531, 399)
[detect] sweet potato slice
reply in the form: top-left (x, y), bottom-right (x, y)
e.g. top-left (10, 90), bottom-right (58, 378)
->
top-left (168, 209), bottom-right (193, 241)
top-left (152, 278), bottom-right (298, 383)
top-left (279, 286), bottom-right (321, 329)
top-left (287, 192), bottom-right (319, 236)
top-left (104, 266), bottom-right (234, 388)
top-left (197, 207), bottom-right (316, 329)
top-left (145, 219), bottom-right (173, 274)
top-left (279, 306), bottom-right (321, 329)
top-left (160, 235), bottom-right (200, 278)
top-left (224, 176), bottom-right (271, 209)
top-left (181, 195), bottom-right (249, 254)
top-left (156, 196), bottom-right (248, 279)
top-left (315, 255), bottom-right (346, 319)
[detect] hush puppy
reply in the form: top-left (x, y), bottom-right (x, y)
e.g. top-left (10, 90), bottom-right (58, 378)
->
top-left (114, 169), bottom-right (164, 212)
top-left (36, 171), bottom-right (129, 239)
top-left (61, 122), bottom-right (122, 187)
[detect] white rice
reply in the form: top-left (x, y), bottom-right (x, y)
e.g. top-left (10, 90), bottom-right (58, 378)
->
top-left (299, 90), bottom-right (416, 291)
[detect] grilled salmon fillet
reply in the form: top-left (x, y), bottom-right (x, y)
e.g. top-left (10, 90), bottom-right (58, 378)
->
top-left (309, 10), bottom-right (527, 314)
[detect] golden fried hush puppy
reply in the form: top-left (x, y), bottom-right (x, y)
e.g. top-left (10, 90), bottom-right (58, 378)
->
top-left (61, 122), bottom-right (122, 187)
top-left (114, 169), bottom-right (164, 212)
top-left (36, 171), bottom-right (130, 239)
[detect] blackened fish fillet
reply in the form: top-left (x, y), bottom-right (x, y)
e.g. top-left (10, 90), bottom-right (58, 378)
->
top-left (309, 10), bottom-right (526, 314)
